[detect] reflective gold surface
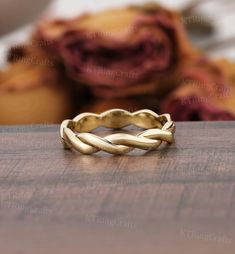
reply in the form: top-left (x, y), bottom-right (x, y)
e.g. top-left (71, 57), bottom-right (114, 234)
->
top-left (60, 109), bottom-right (175, 155)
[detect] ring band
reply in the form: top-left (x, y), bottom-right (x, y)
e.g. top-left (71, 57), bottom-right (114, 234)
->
top-left (60, 109), bottom-right (175, 155)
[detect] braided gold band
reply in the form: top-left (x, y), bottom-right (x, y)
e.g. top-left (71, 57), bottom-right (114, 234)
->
top-left (60, 109), bottom-right (175, 155)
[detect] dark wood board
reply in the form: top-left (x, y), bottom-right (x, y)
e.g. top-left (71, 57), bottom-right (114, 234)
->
top-left (0, 122), bottom-right (235, 254)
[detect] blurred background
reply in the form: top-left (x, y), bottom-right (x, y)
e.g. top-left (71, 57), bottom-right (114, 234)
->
top-left (0, 0), bottom-right (235, 124)
top-left (1, 0), bottom-right (235, 61)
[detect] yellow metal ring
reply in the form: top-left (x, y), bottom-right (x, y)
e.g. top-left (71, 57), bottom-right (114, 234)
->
top-left (60, 109), bottom-right (175, 155)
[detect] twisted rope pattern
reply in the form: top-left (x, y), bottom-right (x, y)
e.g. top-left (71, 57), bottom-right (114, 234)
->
top-left (60, 109), bottom-right (175, 155)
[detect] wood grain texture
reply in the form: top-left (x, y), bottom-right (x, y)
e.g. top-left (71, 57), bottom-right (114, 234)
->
top-left (0, 122), bottom-right (235, 254)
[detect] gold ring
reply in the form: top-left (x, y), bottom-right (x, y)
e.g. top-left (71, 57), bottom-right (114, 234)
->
top-left (60, 109), bottom-right (175, 155)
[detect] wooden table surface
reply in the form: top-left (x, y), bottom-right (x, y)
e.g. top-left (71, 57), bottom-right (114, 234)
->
top-left (0, 122), bottom-right (235, 254)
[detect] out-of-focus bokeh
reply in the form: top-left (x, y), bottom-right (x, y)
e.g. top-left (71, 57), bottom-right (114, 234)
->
top-left (0, 0), bottom-right (235, 124)
top-left (0, 0), bottom-right (51, 35)
top-left (1, 0), bottom-right (235, 59)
